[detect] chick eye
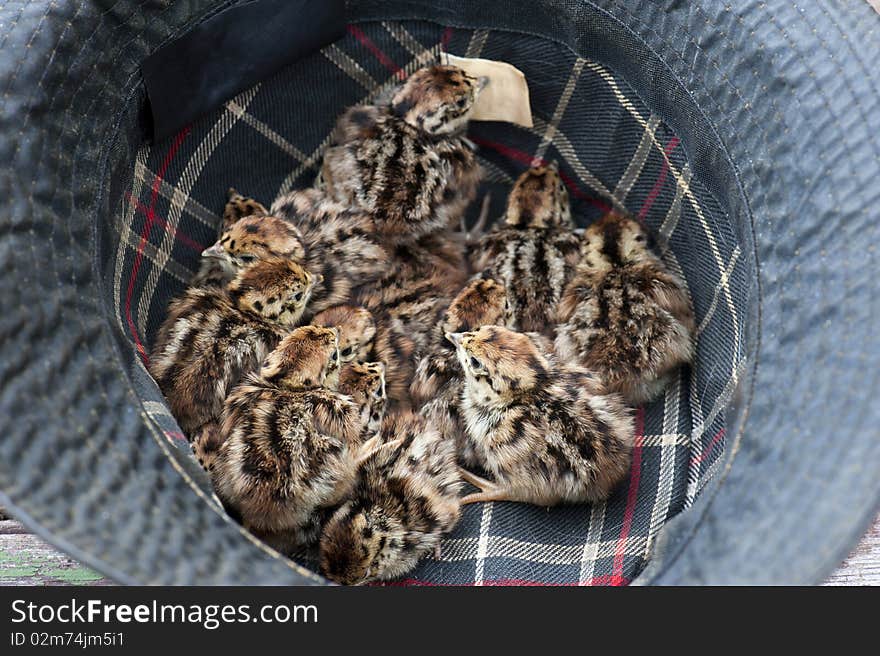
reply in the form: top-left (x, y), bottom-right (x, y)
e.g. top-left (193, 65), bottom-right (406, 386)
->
top-left (239, 253), bottom-right (256, 263)
top-left (634, 235), bottom-right (646, 243)
top-left (341, 346), bottom-right (353, 357)
top-left (293, 292), bottom-right (303, 302)
top-left (331, 350), bottom-right (338, 361)
top-left (469, 356), bottom-right (483, 370)
top-left (456, 97), bottom-right (468, 108)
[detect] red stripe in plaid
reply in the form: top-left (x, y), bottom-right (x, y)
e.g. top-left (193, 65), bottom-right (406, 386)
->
top-left (612, 407), bottom-right (645, 580)
top-left (347, 25), bottom-right (407, 80)
top-left (690, 428), bottom-right (725, 467)
top-left (637, 137), bottom-right (679, 221)
top-left (124, 191), bottom-right (207, 254)
top-left (374, 578), bottom-right (576, 587)
top-left (605, 135), bottom-right (681, 580)
top-left (583, 574), bottom-right (629, 586)
top-left (470, 136), bottom-right (614, 212)
top-left (124, 127), bottom-right (191, 363)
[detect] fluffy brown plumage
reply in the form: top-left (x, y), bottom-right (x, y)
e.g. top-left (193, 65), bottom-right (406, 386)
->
top-left (357, 233), bottom-right (468, 351)
top-left (412, 275), bottom-right (510, 466)
top-left (223, 187), bottom-right (268, 229)
top-left (210, 326), bottom-right (370, 552)
top-left (148, 258), bottom-right (319, 472)
top-left (311, 305), bottom-right (376, 365)
top-left (319, 412), bottom-right (462, 584)
top-left (470, 164), bottom-right (580, 335)
top-left (411, 274), bottom-right (510, 404)
top-left (197, 213), bottom-right (307, 290)
top-left (190, 188), bottom-right (271, 288)
top-left (448, 325), bottom-right (634, 506)
top-left (351, 230), bottom-right (470, 412)
top-left (338, 361), bottom-right (387, 440)
top-left (320, 65), bottom-right (486, 244)
top-left (269, 188), bottom-right (391, 317)
top-left (555, 212), bottom-right (695, 405)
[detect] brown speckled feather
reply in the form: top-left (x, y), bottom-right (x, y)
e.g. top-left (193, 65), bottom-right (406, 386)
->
top-left (450, 325), bottom-right (634, 506)
top-left (320, 65), bottom-right (485, 245)
top-left (148, 259), bottom-right (318, 471)
top-left (471, 165), bottom-right (580, 335)
top-left (412, 275), bottom-right (510, 467)
top-left (210, 326), bottom-right (365, 552)
top-left (319, 412), bottom-right (462, 584)
top-left (555, 212), bottom-right (695, 405)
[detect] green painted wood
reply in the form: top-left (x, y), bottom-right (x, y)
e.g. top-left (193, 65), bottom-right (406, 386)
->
top-left (0, 521), bottom-right (109, 586)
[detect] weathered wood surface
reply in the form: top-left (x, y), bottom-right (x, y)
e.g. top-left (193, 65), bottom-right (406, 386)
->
top-left (0, 521), bottom-right (108, 586)
top-left (1, 515), bottom-right (877, 586)
top-left (823, 515), bottom-right (880, 586)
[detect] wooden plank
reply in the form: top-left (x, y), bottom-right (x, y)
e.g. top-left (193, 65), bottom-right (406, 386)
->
top-left (824, 515), bottom-right (880, 586)
top-left (0, 516), bottom-right (877, 585)
top-left (0, 521), bottom-right (109, 586)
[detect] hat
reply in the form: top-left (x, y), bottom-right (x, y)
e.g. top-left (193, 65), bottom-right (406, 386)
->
top-left (1, 0), bottom-right (878, 585)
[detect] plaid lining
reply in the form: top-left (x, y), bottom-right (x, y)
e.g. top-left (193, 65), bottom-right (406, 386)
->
top-left (104, 21), bottom-right (747, 585)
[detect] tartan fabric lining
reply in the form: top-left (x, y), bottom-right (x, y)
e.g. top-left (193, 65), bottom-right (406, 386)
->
top-left (104, 20), bottom-right (747, 585)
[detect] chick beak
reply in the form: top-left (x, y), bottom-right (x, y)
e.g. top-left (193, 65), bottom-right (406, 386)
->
top-left (477, 76), bottom-right (490, 91)
top-left (445, 331), bottom-right (463, 347)
top-left (547, 159), bottom-right (560, 172)
top-left (201, 242), bottom-right (226, 260)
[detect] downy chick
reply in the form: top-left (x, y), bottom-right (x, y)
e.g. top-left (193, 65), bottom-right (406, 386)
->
top-left (448, 325), bottom-right (634, 506)
top-left (352, 232), bottom-right (470, 412)
top-left (319, 412), bottom-right (462, 584)
top-left (190, 188), bottom-right (274, 288)
top-left (412, 276), bottom-right (510, 467)
top-left (338, 361), bottom-right (387, 440)
top-left (555, 212), bottom-right (695, 405)
top-left (312, 305), bottom-right (377, 365)
top-left (471, 164), bottom-right (581, 335)
top-left (211, 326), bottom-right (368, 552)
top-left (198, 213), bottom-right (307, 289)
top-left (209, 187), bottom-right (391, 318)
top-left (312, 305), bottom-right (376, 394)
top-left (222, 187), bottom-right (268, 231)
top-left (320, 65), bottom-right (487, 244)
top-left (269, 188), bottom-right (391, 316)
top-left (148, 258), bottom-right (319, 471)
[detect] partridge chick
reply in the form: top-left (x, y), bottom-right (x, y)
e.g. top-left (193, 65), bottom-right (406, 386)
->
top-left (320, 64), bottom-right (486, 244)
top-left (190, 189), bottom-right (274, 288)
top-left (269, 188), bottom-right (391, 316)
top-left (338, 361), bottom-right (387, 440)
top-left (471, 164), bottom-right (580, 335)
top-left (312, 304), bottom-right (376, 365)
top-left (222, 187), bottom-right (269, 230)
top-left (447, 325), bottom-right (634, 506)
top-left (350, 229), bottom-right (470, 413)
top-left (208, 187), bottom-right (392, 318)
top-left (555, 212), bottom-right (695, 405)
top-left (149, 258), bottom-right (319, 470)
top-left (198, 213), bottom-right (306, 288)
top-left (319, 412), bottom-right (462, 584)
top-left (210, 326), bottom-right (368, 551)
top-left (412, 276), bottom-right (509, 466)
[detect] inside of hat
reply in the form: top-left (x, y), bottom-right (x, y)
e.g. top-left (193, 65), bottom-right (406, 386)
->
top-left (100, 18), bottom-right (750, 585)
